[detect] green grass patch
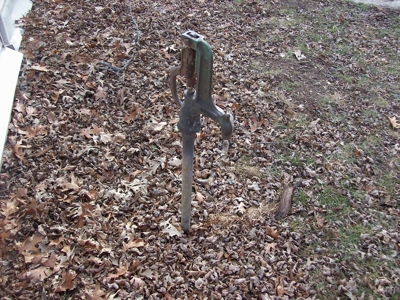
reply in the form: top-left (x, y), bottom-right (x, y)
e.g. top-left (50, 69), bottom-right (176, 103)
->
top-left (378, 172), bottom-right (398, 195)
top-left (295, 190), bottom-right (309, 206)
top-left (373, 97), bottom-right (390, 109)
top-left (330, 143), bottom-right (358, 164)
top-left (280, 80), bottom-right (301, 92)
top-left (317, 186), bottom-right (352, 220)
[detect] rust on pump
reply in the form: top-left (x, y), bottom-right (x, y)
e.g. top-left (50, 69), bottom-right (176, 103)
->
top-left (169, 30), bottom-right (234, 232)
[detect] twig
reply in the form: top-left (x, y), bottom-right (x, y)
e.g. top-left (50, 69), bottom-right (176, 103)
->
top-left (96, 2), bottom-right (141, 73)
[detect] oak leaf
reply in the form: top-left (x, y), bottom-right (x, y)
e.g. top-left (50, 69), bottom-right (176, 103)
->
top-left (85, 283), bottom-right (106, 300)
top-left (42, 252), bottom-right (57, 268)
top-left (249, 116), bottom-right (269, 132)
top-left (122, 237), bottom-right (146, 252)
top-left (17, 233), bottom-right (43, 255)
top-left (0, 200), bottom-right (19, 219)
top-left (55, 270), bottom-right (76, 292)
top-left (95, 86), bottom-right (107, 101)
top-left (105, 265), bottom-right (129, 282)
top-left (124, 107), bottom-right (144, 123)
top-left (18, 266), bottom-right (53, 283)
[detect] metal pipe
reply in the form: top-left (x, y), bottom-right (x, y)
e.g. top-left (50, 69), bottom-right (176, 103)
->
top-left (169, 31), bottom-right (234, 231)
top-left (180, 132), bottom-right (195, 231)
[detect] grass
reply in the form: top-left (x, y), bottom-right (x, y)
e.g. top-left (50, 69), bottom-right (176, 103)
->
top-left (238, 0), bottom-right (400, 297)
top-left (329, 143), bottom-right (358, 164)
top-left (378, 172), bottom-right (398, 195)
top-left (295, 190), bottom-right (309, 206)
top-left (280, 80), bottom-right (301, 92)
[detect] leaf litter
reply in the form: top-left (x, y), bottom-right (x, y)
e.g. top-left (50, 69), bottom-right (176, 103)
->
top-left (0, 0), bottom-right (399, 299)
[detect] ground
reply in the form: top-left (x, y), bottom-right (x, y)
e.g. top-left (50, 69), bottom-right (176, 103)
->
top-left (0, 0), bottom-right (399, 299)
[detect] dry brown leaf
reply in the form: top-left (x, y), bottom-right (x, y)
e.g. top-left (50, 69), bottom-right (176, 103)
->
top-left (95, 86), bottom-right (107, 101)
top-left (42, 252), bottom-right (57, 268)
top-left (264, 242), bottom-right (277, 254)
top-left (86, 190), bottom-right (99, 201)
top-left (85, 283), bottom-right (106, 300)
top-left (80, 126), bottom-right (103, 139)
top-left (78, 203), bottom-right (92, 228)
top-left (17, 233), bottom-right (43, 254)
top-left (388, 116), bottom-right (400, 129)
top-left (266, 227), bottom-right (279, 240)
top-left (124, 107), bottom-right (144, 123)
top-left (18, 266), bottom-right (53, 283)
top-left (122, 237), bottom-right (146, 252)
top-left (12, 140), bottom-right (28, 161)
top-left (139, 268), bottom-right (155, 279)
top-left (130, 277), bottom-right (146, 289)
top-left (49, 235), bottom-right (64, 247)
top-left (0, 200), bottom-right (19, 219)
top-left (31, 65), bottom-right (49, 72)
top-left (151, 121), bottom-right (167, 132)
top-left (249, 116), bottom-right (269, 132)
top-left (196, 192), bottom-right (204, 203)
top-left (106, 265), bottom-right (129, 282)
top-left (275, 277), bottom-right (285, 296)
top-left (55, 270), bottom-right (76, 292)
top-left (315, 213), bottom-right (325, 227)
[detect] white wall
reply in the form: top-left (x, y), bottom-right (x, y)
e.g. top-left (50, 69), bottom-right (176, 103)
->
top-left (0, 0), bottom-right (32, 169)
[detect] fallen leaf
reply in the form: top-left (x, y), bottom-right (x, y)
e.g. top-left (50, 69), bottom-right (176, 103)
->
top-left (55, 270), bottom-right (76, 292)
top-left (17, 233), bottom-right (43, 254)
top-left (168, 157), bottom-right (181, 167)
top-left (196, 192), bottom-right (204, 203)
top-left (95, 86), bottom-right (107, 101)
top-left (0, 199), bottom-right (19, 219)
top-left (52, 89), bottom-right (64, 103)
top-left (151, 121), bottom-right (167, 132)
top-left (122, 237), bottom-right (146, 252)
top-left (105, 265), bottom-right (128, 282)
top-left (124, 107), bottom-right (144, 123)
top-left (388, 116), bottom-right (399, 129)
top-left (234, 202), bottom-right (246, 215)
top-left (100, 133), bottom-right (113, 144)
top-left (80, 126), bottom-right (102, 139)
top-left (140, 268), bottom-right (155, 279)
top-left (293, 50), bottom-right (306, 60)
top-left (267, 227), bottom-right (279, 240)
top-left (264, 242), bottom-right (277, 254)
top-left (18, 266), bottom-right (53, 283)
top-left (85, 283), bottom-right (106, 300)
top-left (249, 117), bottom-right (269, 132)
top-left (31, 65), bottom-right (49, 72)
top-left (42, 252), bottom-right (57, 268)
top-left (161, 49), bottom-right (171, 59)
top-left (130, 277), bottom-right (146, 289)
top-left (78, 203), bottom-right (92, 228)
top-left (12, 140), bottom-right (27, 161)
top-left (315, 213), bottom-right (325, 227)
top-left (309, 118), bottom-right (320, 128)
top-left (86, 190), bottom-right (99, 201)
top-left (275, 277), bottom-right (285, 296)
top-left (161, 220), bottom-right (182, 237)
top-left (79, 108), bottom-right (92, 115)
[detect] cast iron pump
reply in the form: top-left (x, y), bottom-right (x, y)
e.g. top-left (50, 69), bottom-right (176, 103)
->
top-left (169, 30), bottom-right (234, 232)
